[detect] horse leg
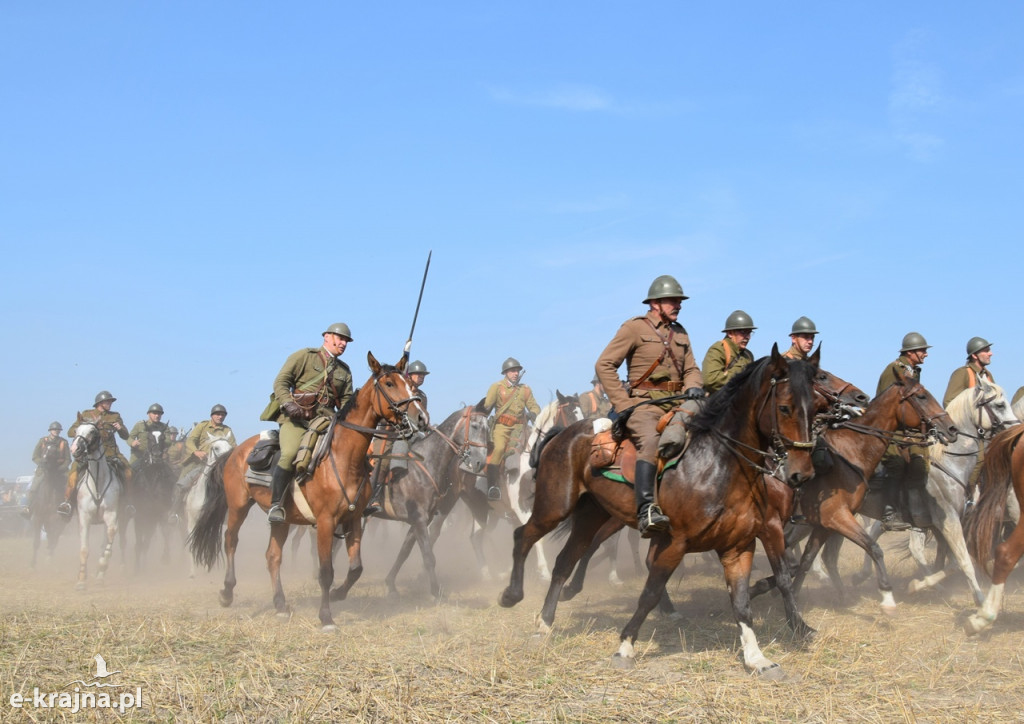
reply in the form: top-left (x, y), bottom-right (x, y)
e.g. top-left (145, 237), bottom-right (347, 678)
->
top-left (819, 509), bottom-right (898, 613)
top-left (412, 516), bottom-right (442, 600)
top-left (850, 518), bottom-right (882, 587)
top-left (499, 496), bottom-right (573, 610)
top-left (96, 509), bottom-right (118, 583)
top-left (562, 517), bottom-right (625, 601)
top-left (966, 518), bottom-right (1024, 634)
top-left (314, 521), bottom-right (338, 630)
top-left (611, 535), bottom-right (686, 669)
top-left (265, 522), bottom-right (291, 618)
top-left (724, 545), bottom-right (786, 679)
top-left (535, 498), bottom-right (612, 634)
top-left (77, 510), bottom-right (89, 590)
top-left (385, 526), bottom-right (420, 597)
top-left (219, 504), bottom-right (251, 607)
top-left (507, 470), bottom-right (552, 581)
top-left (329, 520), bottom-right (364, 603)
top-left (912, 509), bottom-right (985, 605)
top-left (758, 516), bottom-right (816, 639)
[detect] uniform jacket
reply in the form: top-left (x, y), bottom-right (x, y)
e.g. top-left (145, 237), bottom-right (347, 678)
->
top-left (578, 389), bottom-right (611, 420)
top-left (702, 337), bottom-right (755, 394)
top-left (185, 421), bottom-right (236, 461)
top-left (484, 379), bottom-right (540, 424)
top-left (33, 435), bottom-right (70, 470)
top-left (68, 408), bottom-right (129, 458)
top-left (783, 344), bottom-right (807, 361)
top-left (944, 361), bottom-right (994, 408)
top-left (128, 419), bottom-right (170, 463)
top-left (595, 309), bottom-right (702, 412)
top-left (267, 346), bottom-right (354, 422)
top-left (876, 354), bottom-right (921, 396)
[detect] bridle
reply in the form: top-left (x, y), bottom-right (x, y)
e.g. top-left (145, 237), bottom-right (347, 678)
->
top-left (836, 379), bottom-right (949, 447)
top-left (432, 407), bottom-right (489, 470)
top-left (554, 398), bottom-right (583, 428)
top-left (339, 368), bottom-right (426, 440)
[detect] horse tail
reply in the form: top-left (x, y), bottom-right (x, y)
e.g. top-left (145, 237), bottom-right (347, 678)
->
top-left (530, 426), bottom-right (564, 469)
top-left (187, 456), bottom-right (230, 570)
top-left (966, 427), bottom-right (1024, 577)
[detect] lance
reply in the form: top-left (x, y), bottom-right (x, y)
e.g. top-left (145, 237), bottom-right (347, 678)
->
top-left (403, 250), bottom-right (432, 360)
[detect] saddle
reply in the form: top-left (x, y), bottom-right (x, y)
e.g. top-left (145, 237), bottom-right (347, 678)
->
top-left (589, 414), bottom-right (679, 485)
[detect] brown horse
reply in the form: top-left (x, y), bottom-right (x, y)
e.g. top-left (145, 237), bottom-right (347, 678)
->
top-left (189, 352), bottom-right (429, 631)
top-left (560, 362), bottom-right (868, 612)
top-left (499, 346), bottom-right (819, 678)
top-left (964, 424), bottom-right (1024, 634)
top-left (753, 367), bottom-right (957, 612)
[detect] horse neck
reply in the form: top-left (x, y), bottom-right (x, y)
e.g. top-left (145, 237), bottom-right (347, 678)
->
top-left (332, 385), bottom-right (391, 464)
top-left (825, 386), bottom-right (907, 469)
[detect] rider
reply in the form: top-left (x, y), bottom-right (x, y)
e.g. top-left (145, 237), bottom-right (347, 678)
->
top-left (702, 310), bottom-right (756, 394)
top-left (164, 426), bottom-right (188, 469)
top-left (483, 358), bottom-right (540, 501)
top-left (876, 332), bottom-right (931, 532)
top-left (783, 316), bottom-right (818, 360)
top-left (170, 404), bottom-right (236, 515)
top-left (22, 422), bottom-right (71, 518)
top-left (262, 323), bottom-right (354, 523)
top-left (128, 403), bottom-right (170, 470)
top-left (595, 275), bottom-right (704, 538)
top-left (58, 391), bottom-right (132, 516)
top-left (943, 336), bottom-right (996, 495)
top-left (578, 375), bottom-right (612, 420)
top-left (943, 336), bottom-right (995, 407)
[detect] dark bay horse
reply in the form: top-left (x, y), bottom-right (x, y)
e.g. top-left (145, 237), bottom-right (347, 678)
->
top-left (130, 449), bottom-right (177, 573)
top-left (28, 463), bottom-right (70, 569)
top-left (965, 424), bottom-right (1024, 634)
top-left (500, 346), bottom-right (819, 678)
top-left (560, 361), bottom-right (868, 613)
top-left (189, 352), bottom-right (429, 631)
top-left (752, 367), bottom-right (957, 612)
top-left (372, 402), bottom-right (490, 598)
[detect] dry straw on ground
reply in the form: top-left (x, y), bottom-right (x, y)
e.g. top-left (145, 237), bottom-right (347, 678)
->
top-left (2, 513), bottom-right (1023, 722)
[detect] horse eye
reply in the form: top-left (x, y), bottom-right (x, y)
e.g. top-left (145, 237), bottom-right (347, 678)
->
top-left (779, 405), bottom-right (791, 415)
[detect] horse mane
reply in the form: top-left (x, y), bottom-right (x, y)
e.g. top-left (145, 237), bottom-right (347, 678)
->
top-left (945, 381), bottom-right (1007, 429)
top-left (690, 356), bottom-right (771, 433)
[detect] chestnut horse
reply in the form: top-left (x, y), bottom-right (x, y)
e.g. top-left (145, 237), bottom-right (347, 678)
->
top-left (189, 352), bottom-right (429, 630)
top-left (500, 346), bottom-right (819, 678)
top-left (560, 361), bottom-right (868, 614)
top-left (753, 367), bottom-right (957, 612)
top-left (964, 424), bottom-right (1024, 634)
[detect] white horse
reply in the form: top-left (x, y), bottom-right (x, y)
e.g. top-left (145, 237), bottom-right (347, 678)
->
top-left (903, 380), bottom-right (1019, 603)
top-left (70, 422), bottom-right (122, 590)
top-left (181, 437), bottom-right (235, 577)
top-left (1013, 390), bottom-right (1024, 426)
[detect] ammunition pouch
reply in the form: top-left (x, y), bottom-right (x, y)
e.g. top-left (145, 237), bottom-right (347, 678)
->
top-left (589, 429), bottom-right (619, 469)
top-left (290, 391), bottom-right (320, 421)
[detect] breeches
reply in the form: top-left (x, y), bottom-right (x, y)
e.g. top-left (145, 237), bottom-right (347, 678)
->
top-left (277, 419), bottom-right (306, 471)
top-left (488, 423), bottom-right (521, 465)
top-left (626, 405), bottom-right (665, 464)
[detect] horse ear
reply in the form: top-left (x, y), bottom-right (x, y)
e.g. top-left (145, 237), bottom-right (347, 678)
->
top-left (769, 343), bottom-right (787, 376)
top-left (556, 389), bottom-right (565, 402)
top-left (809, 344), bottom-right (821, 367)
top-left (367, 351), bottom-right (381, 374)
top-left (397, 354), bottom-right (408, 372)
top-left (474, 397), bottom-right (488, 413)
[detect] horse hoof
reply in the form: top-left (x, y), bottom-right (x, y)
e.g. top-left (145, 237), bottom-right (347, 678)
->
top-left (498, 589), bottom-right (522, 608)
top-left (218, 592), bottom-right (233, 608)
top-left (608, 572), bottom-right (624, 586)
top-left (610, 654), bottom-right (635, 670)
top-left (880, 604), bottom-right (899, 617)
top-left (320, 624), bottom-right (337, 633)
top-left (756, 663), bottom-right (787, 681)
top-left (275, 611), bottom-right (290, 621)
top-left (907, 579), bottom-right (926, 595)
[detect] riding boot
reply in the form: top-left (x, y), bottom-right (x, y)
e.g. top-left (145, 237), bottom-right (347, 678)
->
top-left (635, 460), bottom-right (669, 538)
top-left (881, 477), bottom-right (911, 532)
top-left (267, 465), bottom-right (291, 523)
top-left (57, 469), bottom-right (77, 517)
top-left (121, 464), bottom-right (136, 518)
top-left (485, 463), bottom-right (502, 501)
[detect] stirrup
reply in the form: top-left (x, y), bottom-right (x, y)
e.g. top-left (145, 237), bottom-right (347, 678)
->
top-left (487, 486), bottom-right (501, 501)
top-left (881, 508), bottom-right (911, 532)
top-left (268, 504), bottom-right (286, 524)
top-left (638, 505), bottom-right (669, 539)
top-left (363, 500), bottom-right (382, 517)
top-left (57, 501), bottom-right (72, 517)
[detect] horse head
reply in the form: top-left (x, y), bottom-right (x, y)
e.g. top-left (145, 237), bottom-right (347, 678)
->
top-left (802, 346), bottom-right (870, 416)
top-left (554, 390), bottom-right (583, 427)
top-left (367, 351), bottom-right (430, 437)
top-left (761, 343), bottom-right (818, 487)
top-left (953, 379), bottom-right (1018, 438)
top-left (70, 422), bottom-right (102, 461)
top-left (891, 365), bottom-right (958, 444)
top-left (453, 401), bottom-right (490, 475)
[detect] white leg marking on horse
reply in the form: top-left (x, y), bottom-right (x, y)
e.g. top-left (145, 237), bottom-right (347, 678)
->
top-left (967, 583), bottom-right (1004, 634)
top-left (879, 590), bottom-right (898, 614)
top-left (739, 622), bottom-right (777, 675)
top-left (909, 570), bottom-right (947, 594)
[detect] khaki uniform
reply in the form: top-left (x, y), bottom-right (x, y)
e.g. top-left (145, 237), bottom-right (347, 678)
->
top-left (943, 361), bottom-right (994, 408)
top-left (595, 309), bottom-right (702, 464)
top-left (69, 408), bottom-right (130, 468)
top-left (877, 355), bottom-right (929, 463)
top-left (578, 388), bottom-right (611, 420)
top-left (702, 337), bottom-right (754, 393)
top-left (783, 344), bottom-right (807, 361)
top-left (484, 379), bottom-right (540, 465)
top-left (183, 420), bottom-right (236, 470)
top-left (33, 434), bottom-right (70, 471)
top-left (128, 419), bottom-right (170, 466)
top-left (263, 346), bottom-right (353, 472)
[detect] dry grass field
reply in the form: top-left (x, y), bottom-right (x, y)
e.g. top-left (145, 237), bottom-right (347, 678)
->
top-left (2, 510), bottom-right (1024, 723)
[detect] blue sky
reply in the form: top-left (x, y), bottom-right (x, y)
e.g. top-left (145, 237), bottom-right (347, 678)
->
top-left (2, 3), bottom-right (1021, 478)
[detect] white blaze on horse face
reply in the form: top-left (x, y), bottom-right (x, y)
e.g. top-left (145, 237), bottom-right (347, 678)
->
top-left (401, 376), bottom-right (428, 428)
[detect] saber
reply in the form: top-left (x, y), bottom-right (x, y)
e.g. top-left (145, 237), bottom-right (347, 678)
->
top-left (403, 250), bottom-right (432, 358)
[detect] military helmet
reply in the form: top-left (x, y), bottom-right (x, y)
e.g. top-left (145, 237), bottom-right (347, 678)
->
top-left (501, 357), bottom-right (523, 373)
top-left (94, 390), bottom-right (116, 405)
top-left (408, 360), bottom-right (430, 376)
top-left (210, 404), bottom-right (228, 416)
top-left (900, 332), bottom-right (931, 353)
top-left (48, 421), bottom-right (63, 432)
top-left (643, 274), bottom-right (688, 303)
top-left (591, 374), bottom-right (600, 385)
top-left (322, 322), bottom-right (353, 341)
top-left (148, 403), bottom-right (165, 415)
top-left (722, 310), bottom-right (757, 333)
top-left (790, 316), bottom-right (819, 335)
top-left (967, 336), bottom-right (992, 355)
top-left (167, 426), bottom-right (179, 436)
